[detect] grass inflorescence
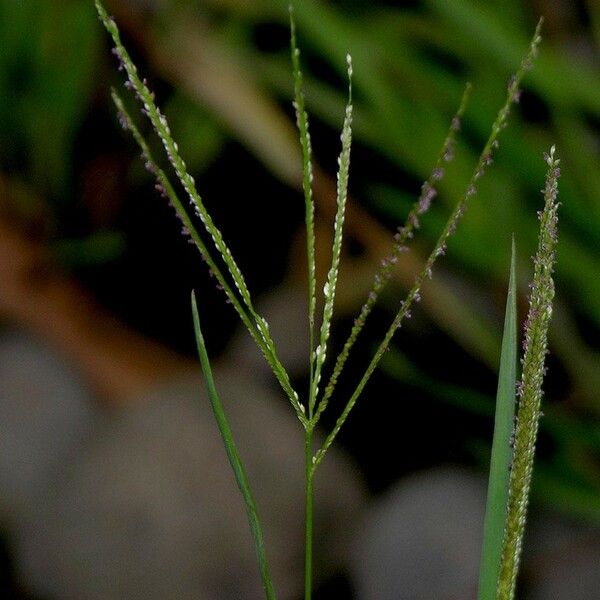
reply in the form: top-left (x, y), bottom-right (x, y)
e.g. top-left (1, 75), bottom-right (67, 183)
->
top-left (95, 0), bottom-right (306, 425)
top-left (496, 146), bottom-right (561, 600)
top-left (95, 1), bottom-right (555, 597)
top-left (313, 19), bottom-right (542, 467)
top-left (289, 8), bottom-right (317, 395)
top-left (313, 82), bottom-right (472, 426)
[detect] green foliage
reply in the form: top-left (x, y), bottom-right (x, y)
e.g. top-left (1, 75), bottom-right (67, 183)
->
top-left (163, 94), bottom-right (224, 174)
top-left (52, 230), bottom-right (125, 267)
top-left (0, 0), bottom-right (99, 198)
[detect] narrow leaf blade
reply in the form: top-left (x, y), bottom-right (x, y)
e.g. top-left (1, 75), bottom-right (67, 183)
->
top-left (478, 238), bottom-right (518, 600)
top-left (191, 292), bottom-right (276, 600)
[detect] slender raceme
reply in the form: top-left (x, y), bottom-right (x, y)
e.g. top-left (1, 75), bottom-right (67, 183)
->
top-left (109, 90), bottom-right (306, 419)
top-left (313, 20), bottom-right (543, 468)
top-left (290, 7), bottom-right (317, 398)
top-left (309, 55), bottom-right (353, 417)
top-left (496, 146), bottom-right (560, 600)
top-left (96, 1), bottom-right (305, 424)
top-left (313, 82), bottom-right (472, 425)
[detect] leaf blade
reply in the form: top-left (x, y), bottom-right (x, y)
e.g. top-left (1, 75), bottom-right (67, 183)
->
top-left (477, 238), bottom-right (517, 600)
top-left (191, 292), bottom-right (276, 600)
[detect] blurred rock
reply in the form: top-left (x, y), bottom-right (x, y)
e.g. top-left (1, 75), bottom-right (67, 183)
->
top-left (0, 286), bottom-right (364, 599)
top-left (351, 468), bottom-right (485, 600)
top-left (13, 370), bottom-right (363, 599)
top-left (0, 330), bottom-right (96, 528)
top-left (350, 467), bottom-right (600, 600)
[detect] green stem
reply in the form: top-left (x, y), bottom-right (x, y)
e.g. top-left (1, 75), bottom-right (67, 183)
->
top-left (304, 428), bottom-right (314, 600)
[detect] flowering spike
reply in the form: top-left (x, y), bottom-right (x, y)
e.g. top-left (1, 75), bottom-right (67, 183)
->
top-left (313, 82), bottom-right (472, 424)
top-left (309, 50), bottom-right (353, 416)
top-left (497, 146), bottom-right (560, 599)
top-left (314, 19), bottom-right (544, 457)
top-left (290, 7), bottom-right (317, 401)
top-left (96, 2), bottom-right (290, 386)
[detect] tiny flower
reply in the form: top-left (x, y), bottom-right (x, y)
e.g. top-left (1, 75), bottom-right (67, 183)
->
top-left (432, 167), bottom-right (445, 180)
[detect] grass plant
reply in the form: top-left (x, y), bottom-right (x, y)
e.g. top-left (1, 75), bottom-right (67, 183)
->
top-left (95, 1), bottom-right (558, 597)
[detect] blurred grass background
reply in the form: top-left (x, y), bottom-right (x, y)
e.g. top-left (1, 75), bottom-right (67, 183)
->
top-left (1, 0), bottom-right (599, 554)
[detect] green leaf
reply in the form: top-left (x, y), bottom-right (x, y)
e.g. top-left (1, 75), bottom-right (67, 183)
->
top-left (477, 238), bottom-right (517, 600)
top-left (191, 292), bottom-right (276, 600)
